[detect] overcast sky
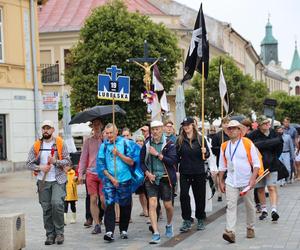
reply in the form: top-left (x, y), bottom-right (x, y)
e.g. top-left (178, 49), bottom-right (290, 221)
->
top-left (175, 0), bottom-right (300, 69)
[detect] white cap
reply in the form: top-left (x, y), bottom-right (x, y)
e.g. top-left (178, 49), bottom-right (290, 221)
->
top-left (41, 120), bottom-right (54, 128)
top-left (151, 120), bottom-right (164, 128)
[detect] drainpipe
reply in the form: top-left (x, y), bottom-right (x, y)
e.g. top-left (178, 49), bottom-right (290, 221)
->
top-left (30, 0), bottom-right (40, 139)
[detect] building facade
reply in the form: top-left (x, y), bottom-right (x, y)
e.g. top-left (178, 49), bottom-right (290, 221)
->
top-left (0, 0), bottom-right (43, 172)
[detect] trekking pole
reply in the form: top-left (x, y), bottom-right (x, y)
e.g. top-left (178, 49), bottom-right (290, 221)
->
top-left (239, 169), bottom-right (270, 196)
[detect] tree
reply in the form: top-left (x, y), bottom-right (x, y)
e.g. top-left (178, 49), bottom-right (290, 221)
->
top-left (185, 56), bottom-right (269, 122)
top-left (65, 0), bottom-right (181, 130)
top-left (269, 91), bottom-right (300, 123)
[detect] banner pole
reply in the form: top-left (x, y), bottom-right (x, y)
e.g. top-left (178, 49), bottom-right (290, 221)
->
top-left (221, 99), bottom-right (224, 143)
top-left (112, 97), bottom-right (117, 179)
top-left (201, 62), bottom-right (205, 160)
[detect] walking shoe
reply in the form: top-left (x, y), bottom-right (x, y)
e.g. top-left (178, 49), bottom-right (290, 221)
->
top-left (246, 228), bottom-right (255, 238)
top-left (44, 235), bottom-right (56, 245)
top-left (165, 224), bottom-right (174, 238)
top-left (56, 234), bottom-right (64, 245)
top-left (91, 224), bottom-right (101, 234)
top-left (222, 230), bottom-right (235, 243)
top-left (149, 233), bottom-right (161, 244)
top-left (84, 218), bottom-right (93, 227)
top-left (271, 211), bottom-right (279, 221)
top-left (259, 211), bottom-right (268, 220)
top-left (197, 219), bottom-right (205, 230)
top-left (179, 220), bottom-right (192, 232)
top-left (120, 231), bottom-right (128, 239)
top-left (104, 232), bottom-right (114, 242)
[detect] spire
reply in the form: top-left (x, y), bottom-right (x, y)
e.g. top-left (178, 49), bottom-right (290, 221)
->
top-left (261, 17), bottom-right (278, 45)
top-left (289, 40), bottom-right (300, 74)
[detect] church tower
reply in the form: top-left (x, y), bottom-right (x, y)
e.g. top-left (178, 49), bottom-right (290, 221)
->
top-left (288, 41), bottom-right (300, 95)
top-left (261, 18), bottom-right (278, 65)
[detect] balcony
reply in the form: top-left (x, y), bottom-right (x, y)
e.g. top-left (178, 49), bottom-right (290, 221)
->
top-left (41, 64), bottom-right (59, 84)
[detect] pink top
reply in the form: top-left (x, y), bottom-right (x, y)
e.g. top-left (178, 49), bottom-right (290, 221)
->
top-left (78, 135), bottom-right (102, 178)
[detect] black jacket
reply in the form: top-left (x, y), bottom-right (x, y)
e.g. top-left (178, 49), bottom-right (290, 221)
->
top-left (247, 129), bottom-right (283, 172)
top-left (211, 130), bottom-right (230, 167)
top-left (176, 135), bottom-right (210, 175)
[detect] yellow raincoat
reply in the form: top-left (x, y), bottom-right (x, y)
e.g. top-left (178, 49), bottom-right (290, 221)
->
top-left (65, 169), bottom-right (78, 201)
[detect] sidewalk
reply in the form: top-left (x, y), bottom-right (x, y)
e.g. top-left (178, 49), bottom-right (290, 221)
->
top-left (0, 171), bottom-right (300, 249)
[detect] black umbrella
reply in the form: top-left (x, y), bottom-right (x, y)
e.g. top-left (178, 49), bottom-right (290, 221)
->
top-left (69, 105), bottom-right (126, 125)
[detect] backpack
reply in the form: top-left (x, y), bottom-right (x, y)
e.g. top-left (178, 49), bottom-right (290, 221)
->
top-left (221, 137), bottom-right (264, 177)
top-left (103, 139), bottom-right (144, 192)
top-left (32, 136), bottom-right (64, 176)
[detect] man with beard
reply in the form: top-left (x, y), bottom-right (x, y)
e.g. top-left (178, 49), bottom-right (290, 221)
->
top-left (26, 120), bottom-right (71, 245)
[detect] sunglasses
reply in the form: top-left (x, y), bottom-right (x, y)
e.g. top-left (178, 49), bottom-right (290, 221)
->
top-left (227, 127), bottom-right (240, 131)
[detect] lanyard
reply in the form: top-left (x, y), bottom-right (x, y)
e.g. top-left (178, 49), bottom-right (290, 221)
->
top-left (229, 139), bottom-right (241, 162)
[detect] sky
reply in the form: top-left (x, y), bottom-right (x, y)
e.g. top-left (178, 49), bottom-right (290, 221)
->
top-left (175, 0), bottom-right (300, 69)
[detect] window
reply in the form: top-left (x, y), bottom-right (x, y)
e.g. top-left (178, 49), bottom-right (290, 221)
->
top-left (0, 8), bottom-right (4, 62)
top-left (296, 86), bottom-right (300, 95)
top-left (0, 114), bottom-right (6, 160)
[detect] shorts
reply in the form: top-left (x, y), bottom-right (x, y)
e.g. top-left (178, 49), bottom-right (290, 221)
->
top-left (145, 177), bottom-right (172, 202)
top-left (135, 183), bottom-right (146, 195)
top-left (255, 171), bottom-right (278, 188)
top-left (86, 172), bottom-right (103, 196)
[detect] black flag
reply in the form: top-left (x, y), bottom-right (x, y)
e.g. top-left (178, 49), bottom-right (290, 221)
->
top-left (182, 4), bottom-right (209, 83)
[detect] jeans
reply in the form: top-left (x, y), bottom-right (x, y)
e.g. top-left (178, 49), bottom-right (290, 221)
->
top-left (180, 173), bottom-right (206, 220)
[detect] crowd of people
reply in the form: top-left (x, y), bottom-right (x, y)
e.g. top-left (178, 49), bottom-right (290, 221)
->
top-left (26, 115), bottom-right (300, 246)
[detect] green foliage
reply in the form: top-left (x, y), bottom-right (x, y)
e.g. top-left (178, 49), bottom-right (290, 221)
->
top-left (185, 56), bottom-right (269, 122)
top-left (65, 0), bottom-right (181, 130)
top-left (269, 91), bottom-right (300, 123)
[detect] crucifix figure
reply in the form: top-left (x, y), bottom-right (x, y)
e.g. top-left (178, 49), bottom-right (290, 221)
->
top-left (127, 40), bottom-right (166, 91)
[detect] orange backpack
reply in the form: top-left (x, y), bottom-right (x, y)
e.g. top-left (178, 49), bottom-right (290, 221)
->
top-left (221, 137), bottom-right (264, 177)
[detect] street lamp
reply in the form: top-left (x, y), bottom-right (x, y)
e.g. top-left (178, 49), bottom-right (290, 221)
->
top-left (263, 98), bottom-right (277, 128)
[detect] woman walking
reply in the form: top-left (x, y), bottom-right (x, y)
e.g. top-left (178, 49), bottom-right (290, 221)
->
top-left (176, 117), bottom-right (210, 232)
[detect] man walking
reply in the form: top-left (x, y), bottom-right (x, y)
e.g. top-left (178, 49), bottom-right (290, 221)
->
top-left (78, 118), bottom-right (105, 234)
top-left (140, 121), bottom-right (177, 244)
top-left (26, 120), bottom-right (71, 245)
top-left (219, 120), bottom-right (260, 243)
top-left (97, 123), bottom-right (140, 242)
top-left (248, 115), bottom-right (283, 222)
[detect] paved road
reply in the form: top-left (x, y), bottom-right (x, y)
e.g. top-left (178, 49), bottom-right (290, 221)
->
top-left (0, 171), bottom-right (300, 249)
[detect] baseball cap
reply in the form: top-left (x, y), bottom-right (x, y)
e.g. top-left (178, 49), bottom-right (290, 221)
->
top-left (151, 120), bottom-right (164, 128)
top-left (256, 115), bottom-right (270, 126)
top-left (181, 117), bottom-right (194, 126)
top-left (41, 120), bottom-right (54, 128)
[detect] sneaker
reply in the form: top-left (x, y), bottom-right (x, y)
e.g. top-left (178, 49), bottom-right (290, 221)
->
top-left (222, 230), bottom-right (235, 243)
top-left (197, 219), bottom-right (205, 230)
top-left (259, 211), bottom-right (268, 220)
top-left (246, 228), bottom-right (255, 238)
top-left (165, 224), bottom-right (174, 238)
top-left (91, 224), bottom-right (101, 234)
top-left (149, 233), bottom-right (161, 244)
top-left (179, 220), bottom-right (192, 233)
top-left (84, 218), bottom-right (93, 228)
top-left (44, 235), bottom-right (56, 245)
top-left (56, 234), bottom-right (64, 245)
top-left (271, 211), bottom-right (279, 221)
top-left (120, 231), bottom-right (128, 239)
top-left (104, 232), bottom-right (114, 242)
